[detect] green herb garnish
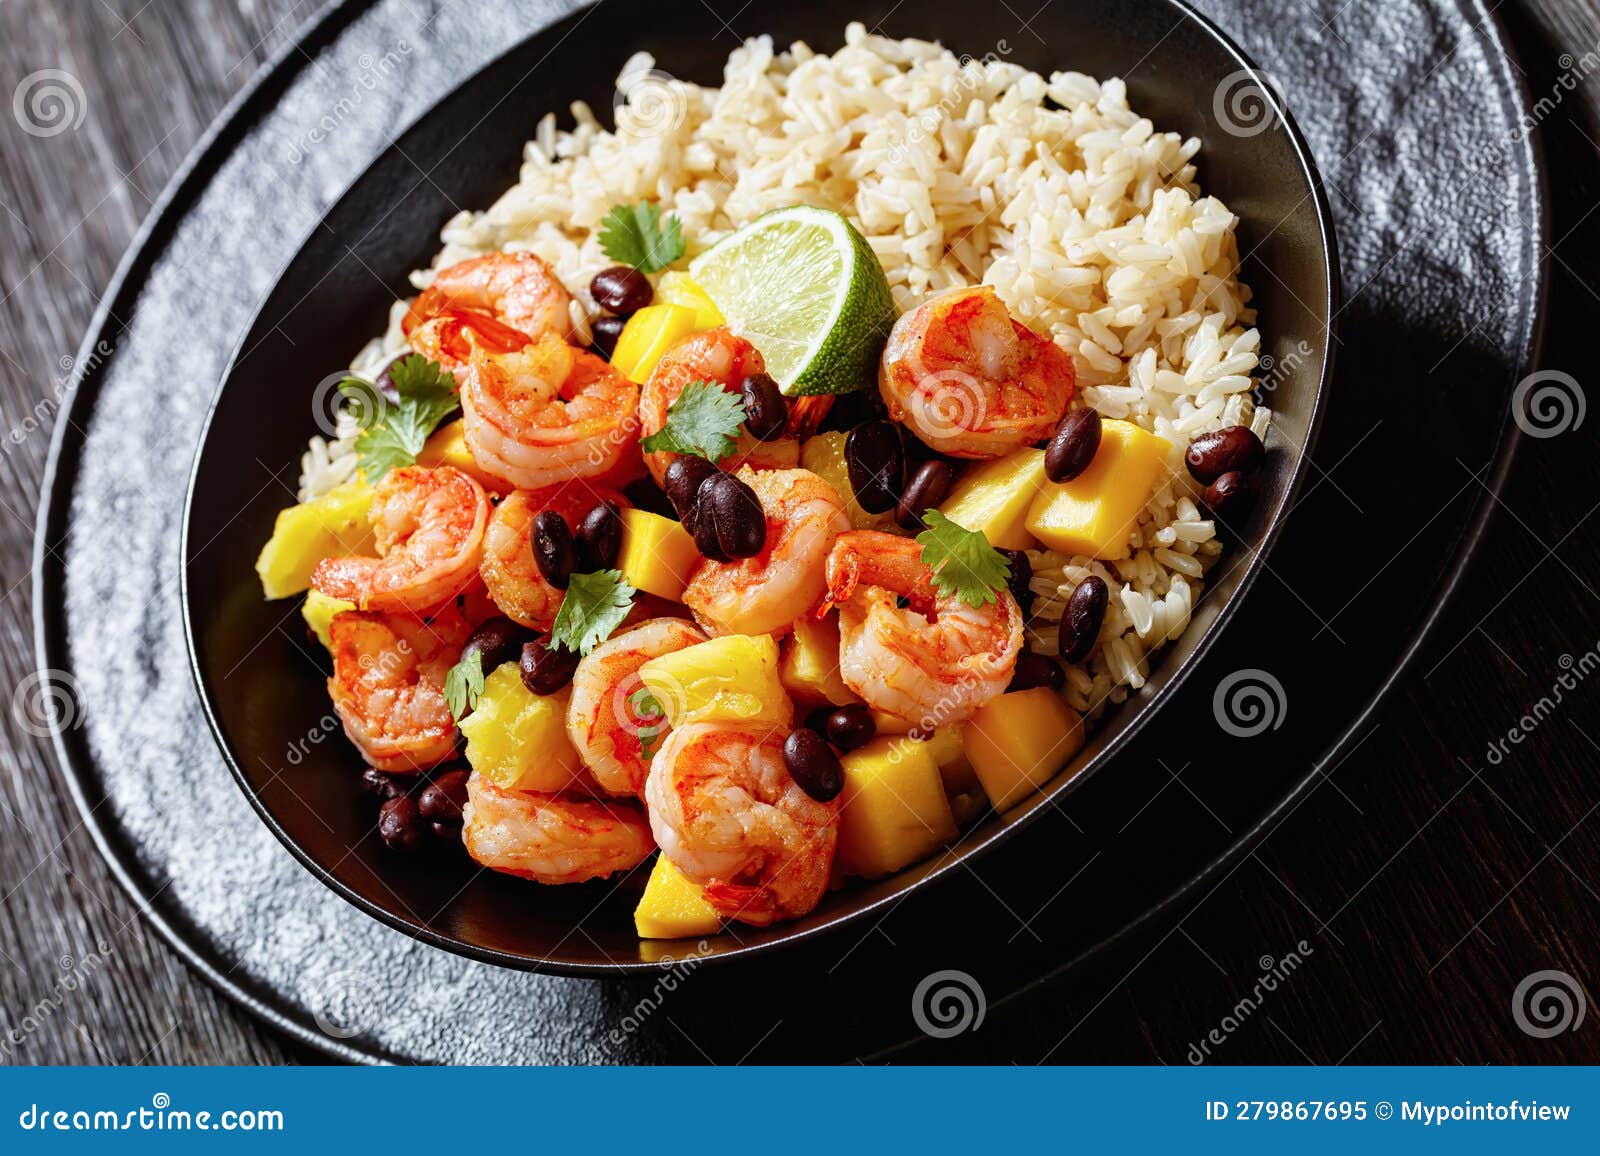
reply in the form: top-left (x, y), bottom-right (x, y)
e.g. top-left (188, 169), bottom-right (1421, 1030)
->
top-left (915, 510), bottom-right (1011, 609)
top-left (630, 687), bottom-right (666, 760)
top-left (442, 647), bottom-right (484, 721)
top-left (340, 354), bottom-right (458, 482)
top-left (598, 201), bottom-right (685, 273)
top-left (638, 379), bottom-right (746, 461)
top-left (549, 569), bottom-right (636, 656)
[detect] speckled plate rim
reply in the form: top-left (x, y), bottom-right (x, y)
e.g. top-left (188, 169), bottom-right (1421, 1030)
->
top-left (33, 0), bottom-right (1543, 1062)
top-left (179, 0), bottom-right (1337, 978)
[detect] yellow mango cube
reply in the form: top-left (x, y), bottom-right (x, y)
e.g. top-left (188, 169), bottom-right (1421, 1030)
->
top-left (616, 508), bottom-right (700, 601)
top-left (459, 666), bottom-right (586, 793)
top-left (610, 304), bottom-right (699, 384)
top-left (868, 710), bottom-right (917, 736)
top-left (939, 447), bottom-right (1048, 549)
top-left (1024, 419), bottom-right (1171, 560)
top-left (962, 687), bottom-right (1087, 809)
top-left (634, 855), bottom-right (724, 939)
top-left (417, 419), bottom-right (508, 493)
top-left (779, 612), bottom-right (858, 708)
top-left (655, 272), bottom-right (725, 331)
top-left (800, 430), bottom-right (899, 531)
top-left (638, 634), bottom-right (792, 729)
top-left (837, 736), bottom-right (959, 878)
top-left (919, 725), bottom-right (979, 795)
top-left (301, 589), bottom-right (354, 651)
top-left (255, 481), bottom-right (375, 600)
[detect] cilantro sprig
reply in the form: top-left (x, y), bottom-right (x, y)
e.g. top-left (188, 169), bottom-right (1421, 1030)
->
top-left (915, 510), bottom-right (1011, 609)
top-left (598, 201), bottom-right (685, 273)
top-left (339, 354), bottom-right (459, 483)
top-left (442, 647), bottom-right (484, 721)
top-left (549, 569), bottom-right (636, 656)
top-left (638, 380), bottom-right (746, 461)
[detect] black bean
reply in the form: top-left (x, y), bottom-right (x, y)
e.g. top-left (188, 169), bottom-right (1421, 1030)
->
top-left (590, 315), bottom-right (627, 361)
top-left (418, 768), bottom-right (469, 824)
top-left (1008, 650), bottom-right (1065, 693)
top-left (576, 500), bottom-right (623, 572)
top-left (782, 728), bottom-right (845, 802)
top-left (1045, 408), bottom-right (1103, 484)
top-left (463, 615), bottom-right (530, 674)
top-left (662, 454), bottom-right (719, 532)
top-left (431, 820), bottom-right (463, 843)
top-left (894, 459), bottom-right (954, 530)
top-left (377, 795), bottom-right (427, 853)
top-left (690, 500), bottom-right (732, 562)
top-left (623, 475), bottom-right (677, 520)
top-left (818, 387), bottom-right (888, 434)
top-left (1185, 425), bottom-right (1264, 484)
top-left (531, 511), bottom-right (576, 589)
top-left (590, 265), bottom-right (653, 315)
top-left (999, 548), bottom-right (1035, 618)
top-left (360, 766), bottom-right (409, 801)
top-left (1058, 575), bottom-right (1108, 664)
top-left (739, 372), bottom-right (789, 441)
top-left (845, 420), bottom-right (904, 514)
top-left (1202, 470), bottom-right (1254, 522)
top-left (823, 703), bottom-right (876, 752)
top-left (520, 639), bottom-right (580, 695)
top-left (697, 471), bottom-right (766, 559)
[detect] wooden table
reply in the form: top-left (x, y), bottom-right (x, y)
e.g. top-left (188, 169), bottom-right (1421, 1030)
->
top-left (1, 0), bottom-right (1595, 1064)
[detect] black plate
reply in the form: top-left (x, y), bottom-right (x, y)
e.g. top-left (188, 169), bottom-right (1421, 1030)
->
top-left (181, 0), bottom-right (1336, 973)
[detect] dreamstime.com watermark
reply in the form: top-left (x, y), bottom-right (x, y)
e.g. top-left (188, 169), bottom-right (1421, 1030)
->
top-left (1, 942), bottom-right (115, 1060)
top-left (607, 940), bottom-right (713, 1045)
top-left (283, 41), bottom-right (412, 164)
top-left (884, 42), bottom-right (1014, 165)
top-left (1512, 969), bottom-right (1587, 1038)
top-left (1484, 642), bottom-right (1599, 765)
top-left (1212, 668), bottom-right (1287, 738)
top-left (3, 339), bottom-right (113, 456)
top-left (1187, 940), bottom-right (1314, 1063)
top-left (912, 969), bottom-right (986, 1038)
top-left (17, 1094), bottom-right (283, 1133)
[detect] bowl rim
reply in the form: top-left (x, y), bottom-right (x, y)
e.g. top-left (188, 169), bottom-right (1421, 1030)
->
top-left (179, 0), bottom-right (1342, 976)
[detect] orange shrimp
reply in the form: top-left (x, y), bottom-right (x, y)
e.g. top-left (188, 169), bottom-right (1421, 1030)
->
top-left (403, 252), bottom-right (576, 370)
top-left (326, 606), bottom-right (469, 773)
top-left (462, 773), bottom-right (654, 885)
top-left (644, 722), bottom-right (838, 926)
top-left (824, 530), bottom-right (1022, 726)
top-left (312, 466), bottom-right (488, 615)
top-left (460, 336), bottom-right (641, 491)
top-left (480, 484), bottom-right (629, 631)
top-left (682, 466), bottom-right (849, 638)
top-left (879, 285), bottom-right (1075, 459)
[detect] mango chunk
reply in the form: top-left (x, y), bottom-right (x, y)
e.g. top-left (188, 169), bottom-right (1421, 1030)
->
top-left (617, 508), bottom-right (700, 601)
top-left (779, 611), bottom-right (859, 708)
top-left (939, 447), bottom-right (1048, 549)
top-left (459, 665), bottom-right (586, 793)
top-left (920, 725), bottom-right (979, 795)
top-left (1024, 419), bottom-right (1171, 560)
top-left (610, 304), bottom-right (699, 384)
top-left (638, 634), bottom-right (791, 729)
top-left (800, 431), bottom-right (899, 531)
top-left (255, 480), bottom-right (376, 600)
top-left (635, 855), bottom-right (724, 939)
top-left (417, 419), bottom-right (508, 493)
top-left (962, 687), bottom-right (1087, 809)
top-left (301, 589), bottom-right (354, 651)
top-left (837, 735), bottom-right (959, 878)
top-left (655, 272), bottom-right (725, 331)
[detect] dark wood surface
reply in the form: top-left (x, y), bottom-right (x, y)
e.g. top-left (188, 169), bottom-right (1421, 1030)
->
top-left (2, 0), bottom-right (1596, 1065)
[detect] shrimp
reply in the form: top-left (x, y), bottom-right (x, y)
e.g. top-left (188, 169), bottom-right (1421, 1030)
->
top-left (403, 251), bottom-right (575, 370)
top-left (481, 484), bottom-right (629, 630)
top-left (566, 617), bottom-right (708, 798)
top-left (460, 335), bottom-right (641, 491)
top-left (824, 530), bottom-right (1022, 725)
top-left (462, 773), bottom-right (654, 885)
top-left (312, 466), bottom-right (488, 615)
top-left (327, 606), bottom-right (469, 773)
top-left (644, 722), bottom-right (838, 926)
top-left (682, 466), bottom-right (850, 638)
top-left (879, 285), bottom-right (1075, 459)
top-left (638, 328), bottom-right (800, 485)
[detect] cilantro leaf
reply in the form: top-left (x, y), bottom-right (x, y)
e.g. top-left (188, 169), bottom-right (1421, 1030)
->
top-left (443, 647), bottom-right (484, 721)
top-left (549, 569), bottom-right (636, 656)
top-left (598, 202), bottom-right (685, 273)
top-left (638, 380), bottom-right (746, 461)
top-left (630, 687), bottom-right (666, 760)
top-left (340, 354), bottom-right (459, 482)
top-left (916, 510), bottom-right (1011, 609)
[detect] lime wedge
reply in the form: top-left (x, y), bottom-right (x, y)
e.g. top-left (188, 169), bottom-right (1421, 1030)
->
top-left (689, 206), bottom-right (895, 397)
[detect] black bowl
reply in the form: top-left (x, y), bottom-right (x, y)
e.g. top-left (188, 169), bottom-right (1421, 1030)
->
top-left (182, 0), bottom-right (1337, 974)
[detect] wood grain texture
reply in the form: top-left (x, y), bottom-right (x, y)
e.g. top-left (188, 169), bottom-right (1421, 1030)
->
top-left (1, 0), bottom-right (1597, 1065)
